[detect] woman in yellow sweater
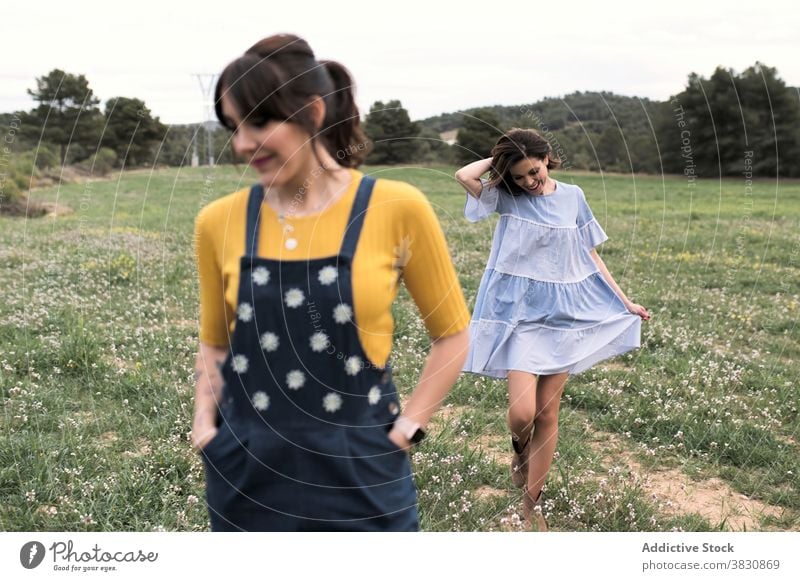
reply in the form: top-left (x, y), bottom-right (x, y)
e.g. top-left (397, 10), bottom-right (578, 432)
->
top-left (192, 33), bottom-right (470, 531)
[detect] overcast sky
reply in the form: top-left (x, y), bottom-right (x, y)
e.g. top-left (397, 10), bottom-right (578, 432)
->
top-left (3, 0), bottom-right (798, 125)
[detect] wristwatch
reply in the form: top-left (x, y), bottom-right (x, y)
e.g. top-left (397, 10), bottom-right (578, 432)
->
top-left (394, 415), bottom-right (426, 445)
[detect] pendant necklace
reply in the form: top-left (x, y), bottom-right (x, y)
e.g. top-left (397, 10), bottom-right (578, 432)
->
top-left (269, 181), bottom-right (336, 251)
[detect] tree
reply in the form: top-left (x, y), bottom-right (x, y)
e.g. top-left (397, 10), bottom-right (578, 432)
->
top-left (596, 127), bottom-right (626, 170)
top-left (362, 100), bottom-right (420, 164)
top-left (102, 97), bottom-right (167, 167)
top-left (734, 63), bottom-right (800, 176)
top-left (627, 134), bottom-right (660, 174)
top-left (154, 124), bottom-right (193, 167)
top-left (212, 126), bottom-right (234, 165)
top-left (23, 69), bottom-right (104, 164)
top-left (455, 109), bottom-right (503, 165)
top-left (416, 126), bottom-right (456, 165)
top-left (81, 147), bottom-right (118, 176)
top-left (658, 63), bottom-right (800, 177)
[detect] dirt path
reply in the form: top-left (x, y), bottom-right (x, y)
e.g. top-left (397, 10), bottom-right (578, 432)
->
top-left (434, 404), bottom-right (790, 531)
top-left (583, 417), bottom-right (788, 531)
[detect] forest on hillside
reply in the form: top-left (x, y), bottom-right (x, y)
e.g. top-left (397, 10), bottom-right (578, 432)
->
top-left (2, 62), bottom-right (798, 214)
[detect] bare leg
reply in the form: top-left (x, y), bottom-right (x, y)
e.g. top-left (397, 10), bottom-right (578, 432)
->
top-left (523, 372), bottom-right (569, 530)
top-left (506, 370), bottom-right (537, 446)
top-left (506, 371), bottom-right (537, 488)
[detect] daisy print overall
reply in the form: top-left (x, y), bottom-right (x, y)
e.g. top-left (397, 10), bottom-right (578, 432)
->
top-left (201, 176), bottom-right (419, 531)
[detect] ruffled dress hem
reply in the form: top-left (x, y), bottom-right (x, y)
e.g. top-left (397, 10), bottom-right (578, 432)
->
top-left (463, 312), bottom-right (641, 378)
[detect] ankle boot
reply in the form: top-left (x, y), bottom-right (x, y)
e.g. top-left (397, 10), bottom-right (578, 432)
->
top-left (523, 489), bottom-right (548, 532)
top-left (510, 435), bottom-right (530, 488)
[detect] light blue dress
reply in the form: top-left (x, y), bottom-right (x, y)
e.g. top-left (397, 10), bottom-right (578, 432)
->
top-left (462, 179), bottom-right (641, 378)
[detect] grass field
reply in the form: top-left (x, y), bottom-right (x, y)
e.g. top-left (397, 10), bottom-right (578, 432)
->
top-left (1, 165), bottom-right (798, 531)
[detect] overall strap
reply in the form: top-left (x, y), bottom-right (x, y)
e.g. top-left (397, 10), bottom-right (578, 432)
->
top-left (339, 175), bottom-right (376, 260)
top-left (245, 183), bottom-right (265, 257)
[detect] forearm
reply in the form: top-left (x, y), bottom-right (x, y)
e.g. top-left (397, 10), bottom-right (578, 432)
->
top-left (400, 328), bottom-right (469, 427)
top-left (591, 250), bottom-right (631, 305)
top-left (455, 158), bottom-right (493, 197)
top-left (193, 344), bottom-right (228, 436)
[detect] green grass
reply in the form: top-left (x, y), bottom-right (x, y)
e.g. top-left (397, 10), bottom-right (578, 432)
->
top-left (1, 165), bottom-right (798, 531)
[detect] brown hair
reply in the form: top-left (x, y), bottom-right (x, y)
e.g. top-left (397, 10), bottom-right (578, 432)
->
top-left (214, 33), bottom-right (371, 167)
top-left (488, 128), bottom-right (561, 195)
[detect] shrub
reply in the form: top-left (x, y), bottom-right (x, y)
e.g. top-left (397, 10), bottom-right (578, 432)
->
top-left (0, 169), bottom-right (23, 208)
top-left (84, 147), bottom-right (118, 176)
top-left (32, 144), bottom-right (60, 170)
top-left (11, 153), bottom-right (37, 189)
top-left (0, 154), bottom-right (38, 213)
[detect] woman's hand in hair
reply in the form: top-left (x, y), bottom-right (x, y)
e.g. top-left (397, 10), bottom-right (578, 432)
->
top-left (455, 158), bottom-right (493, 198)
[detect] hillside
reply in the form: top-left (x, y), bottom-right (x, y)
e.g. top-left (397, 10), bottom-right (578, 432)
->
top-left (418, 91), bottom-right (669, 173)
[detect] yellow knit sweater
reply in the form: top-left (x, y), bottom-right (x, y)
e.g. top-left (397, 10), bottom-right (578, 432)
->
top-left (194, 169), bottom-right (470, 367)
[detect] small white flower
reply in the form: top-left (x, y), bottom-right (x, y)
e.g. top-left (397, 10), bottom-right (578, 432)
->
top-left (237, 302), bottom-right (254, 322)
top-left (284, 288), bottom-right (305, 308)
top-left (287, 370), bottom-right (306, 390)
top-left (231, 354), bottom-right (249, 374)
top-left (310, 332), bottom-right (330, 353)
top-left (333, 303), bottom-right (353, 324)
top-left (318, 265), bottom-right (338, 286)
top-left (344, 355), bottom-right (363, 376)
top-left (252, 391), bottom-right (270, 411)
top-left (252, 266), bottom-right (271, 286)
top-left (368, 385), bottom-right (381, 405)
top-left (260, 332), bottom-right (280, 352)
top-left (322, 392), bottom-right (343, 413)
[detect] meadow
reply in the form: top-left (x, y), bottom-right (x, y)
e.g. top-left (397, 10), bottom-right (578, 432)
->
top-left (1, 165), bottom-right (798, 531)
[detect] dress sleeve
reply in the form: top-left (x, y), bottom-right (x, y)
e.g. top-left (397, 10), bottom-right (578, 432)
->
top-left (400, 188), bottom-right (472, 339)
top-left (576, 187), bottom-right (609, 249)
top-left (194, 207), bottom-right (230, 347)
top-left (464, 178), bottom-right (501, 223)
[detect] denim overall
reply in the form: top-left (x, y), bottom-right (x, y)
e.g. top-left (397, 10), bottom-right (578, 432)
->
top-left (201, 175), bottom-right (419, 531)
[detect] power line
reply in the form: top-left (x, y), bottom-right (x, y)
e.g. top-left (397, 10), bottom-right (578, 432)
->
top-left (193, 73), bottom-right (217, 167)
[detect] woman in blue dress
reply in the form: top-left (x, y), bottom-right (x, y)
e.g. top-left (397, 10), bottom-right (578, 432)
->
top-left (456, 129), bottom-right (650, 530)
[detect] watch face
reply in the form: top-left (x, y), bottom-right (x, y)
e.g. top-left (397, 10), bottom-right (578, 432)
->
top-left (410, 428), bottom-right (426, 444)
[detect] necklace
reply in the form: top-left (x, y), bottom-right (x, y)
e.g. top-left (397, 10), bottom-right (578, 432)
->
top-left (266, 176), bottom-right (341, 251)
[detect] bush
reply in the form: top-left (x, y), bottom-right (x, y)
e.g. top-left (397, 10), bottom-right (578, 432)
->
top-left (0, 170), bottom-right (23, 208)
top-left (0, 154), bottom-right (38, 213)
top-left (455, 109), bottom-right (504, 165)
top-left (10, 153), bottom-right (38, 189)
top-left (64, 144), bottom-right (89, 165)
top-left (33, 144), bottom-right (60, 170)
top-left (417, 127), bottom-right (458, 165)
top-left (84, 147), bottom-right (118, 176)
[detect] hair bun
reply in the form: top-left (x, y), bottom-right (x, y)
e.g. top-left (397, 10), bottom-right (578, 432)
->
top-left (245, 33), bottom-right (314, 60)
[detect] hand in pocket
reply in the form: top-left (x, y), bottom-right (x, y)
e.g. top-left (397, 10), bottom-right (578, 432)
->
top-left (192, 424), bottom-right (219, 453)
